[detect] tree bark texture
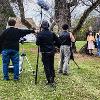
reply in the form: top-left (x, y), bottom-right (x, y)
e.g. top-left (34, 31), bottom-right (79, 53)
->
top-left (16, 0), bottom-right (33, 29)
top-left (0, 0), bottom-right (15, 33)
top-left (55, 0), bottom-right (71, 32)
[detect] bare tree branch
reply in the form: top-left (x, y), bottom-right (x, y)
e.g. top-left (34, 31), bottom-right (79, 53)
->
top-left (71, 0), bottom-right (80, 13)
top-left (70, 0), bottom-right (78, 7)
top-left (16, 0), bottom-right (33, 29)
top-left (73, 0), bottom-right (100, 34)
top-left (81, 0), bottom-right (100, 14)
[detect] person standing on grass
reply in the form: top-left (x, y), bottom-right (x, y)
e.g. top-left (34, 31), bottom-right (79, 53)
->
top-left (87, 32), bottom-right (95, 56)
top-left (86, 26), bottom-right (95, 54)
top-left (36, 20), bottom-right (61, 85)
top-left (96, 30), bottom-right (100, 56)
top-left (0, 19), bottom-right (35, 81)
top-left (58, 24), bottom-right (75, 75)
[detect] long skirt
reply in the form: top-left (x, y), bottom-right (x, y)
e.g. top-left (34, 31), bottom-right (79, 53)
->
top-left (87, 41), bottom-right (94, 50)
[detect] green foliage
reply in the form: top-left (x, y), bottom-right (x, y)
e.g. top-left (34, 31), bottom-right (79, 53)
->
top-left (0, 23), bottom-right (5, 30)
top-left (0, 0), bottom-right (15, 31)
top-left (75, 41), bottom-right (86, 50)
top-left (0, 42), bottom-right (100, 100)
top-left (75, 17), bottom-right (97, 41)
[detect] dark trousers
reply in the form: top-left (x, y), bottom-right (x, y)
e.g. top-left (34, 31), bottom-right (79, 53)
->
top-left (42, 52), bottom-right (55, 83)
top-left (86, 42), bottom-right (89, 54)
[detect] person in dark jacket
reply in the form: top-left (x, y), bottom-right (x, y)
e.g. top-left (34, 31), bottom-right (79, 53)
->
top-left (0, 19), bottom-right (35, 80)
top-left (36, 20), bottom-right (61, 85)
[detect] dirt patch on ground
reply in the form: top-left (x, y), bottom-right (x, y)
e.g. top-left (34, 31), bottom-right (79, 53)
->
top-left (74, 53), bottom-right (100, 61)
top-left (21, 47), bottom-right (100, 63)
top-left (55, 52), bottom-right (100, 63)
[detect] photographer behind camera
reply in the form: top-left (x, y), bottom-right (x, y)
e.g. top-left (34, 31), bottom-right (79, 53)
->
top-left (0, 19), bottom-right (35, 81)
top-left (58, 24), bottom-right (75, 75)
top-left (36, 20), bottom-right (61, 85)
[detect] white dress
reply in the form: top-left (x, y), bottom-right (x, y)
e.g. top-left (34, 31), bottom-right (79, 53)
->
top-left (88, 41), bottom-right (94, 50)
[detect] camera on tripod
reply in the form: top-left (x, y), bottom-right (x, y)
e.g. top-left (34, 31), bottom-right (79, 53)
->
top-left (19, 38), bottom-right (27, 44)
top-left (8, 38), bottom-right (34, 74)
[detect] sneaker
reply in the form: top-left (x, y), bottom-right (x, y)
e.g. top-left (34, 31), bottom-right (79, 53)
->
top-left (58, 70), bottom-right (63, 74)
top-left (46, 82), bottom-right (56, 87)
top-left (14, 76), bottom-right (19, 81)
top-left (3, 78), bottom-right (9, 81)
top-left (63, 73), bottom-right (69, 76)
top-left (46, 82), bottom-right (52, 85)
top-left (91, 53), bottom-right (94, 55)
top-left (4, 76), bottom-right (9, 81)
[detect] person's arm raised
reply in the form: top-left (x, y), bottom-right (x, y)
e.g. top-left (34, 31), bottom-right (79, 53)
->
top-left (19, 27), bottom-right (36, 37)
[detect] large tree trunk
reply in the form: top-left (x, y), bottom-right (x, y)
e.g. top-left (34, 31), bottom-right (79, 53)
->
top-left (16, 0), bottom-right (33, 29)
top-left (54, 0), bottom-right (77, 52)
top-left (55, 0), bottom-right (71, 32)
top-left (0, 0), bottom-right (15, 33)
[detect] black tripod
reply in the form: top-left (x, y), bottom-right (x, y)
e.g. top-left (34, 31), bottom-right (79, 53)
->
top-left (70, 47), bottom-right (80, 69)
top-left (35, 7), bottom-right (43, 85)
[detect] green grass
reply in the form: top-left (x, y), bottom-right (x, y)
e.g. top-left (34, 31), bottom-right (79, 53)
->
top-left (76, 41), bottom-right (86, 51)
top-left (0, 41), bottom-right (100, 100)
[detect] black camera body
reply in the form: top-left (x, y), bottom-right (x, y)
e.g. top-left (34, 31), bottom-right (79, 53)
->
top-left (19, 38), bottom-right (26, 44)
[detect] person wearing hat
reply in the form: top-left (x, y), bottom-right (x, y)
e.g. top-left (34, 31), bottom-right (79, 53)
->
top-left (0, 19), bottom-right (35, 80)
top-left (36, 20), bottom-right (61, 85)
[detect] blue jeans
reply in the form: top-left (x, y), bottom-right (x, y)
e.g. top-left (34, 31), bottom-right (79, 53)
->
top-left (2, 49), bottom-right (19, 80)
top-left (97, 48), bottom-right (100, 56)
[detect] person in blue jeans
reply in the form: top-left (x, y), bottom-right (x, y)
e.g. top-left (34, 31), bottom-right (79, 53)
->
top-left (0, 19), bottom-right (35, 80)
top-left (2, 50), bottom-right (19, 80)
top-left (96, 32), bottom-right (100, 56)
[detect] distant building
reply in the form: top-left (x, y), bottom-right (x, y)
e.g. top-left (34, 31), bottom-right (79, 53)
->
top-left (7, 17), bottom-right (37, 42)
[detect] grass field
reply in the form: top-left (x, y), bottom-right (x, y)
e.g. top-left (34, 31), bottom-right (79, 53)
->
top-left (0, 41), bottom-right (100, 100)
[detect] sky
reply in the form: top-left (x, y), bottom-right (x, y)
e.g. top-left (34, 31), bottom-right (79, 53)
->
top-left (23, 0), bottom-right (93, 24)
top-left (23, 0), bottom-right (54, 25)
top-left (11, 0), bottom-right (99, 26)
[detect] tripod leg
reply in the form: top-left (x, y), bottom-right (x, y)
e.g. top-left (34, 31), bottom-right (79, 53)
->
top-left (25, 56), bottom-right (32, 69)
top-left (25, 56), bottom-right (35, 73)
top-left (19, 56), bottom-right (24, 74)
top-left (73, 60), bottom-right (80, 69)
top-left (35, 47), bottom-right (39, 85)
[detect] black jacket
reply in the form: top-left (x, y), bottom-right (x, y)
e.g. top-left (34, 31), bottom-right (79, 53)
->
top-left (0, 27), bottom-right (35, 51)
top-left (36, 29), bottom-right (61, 53)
